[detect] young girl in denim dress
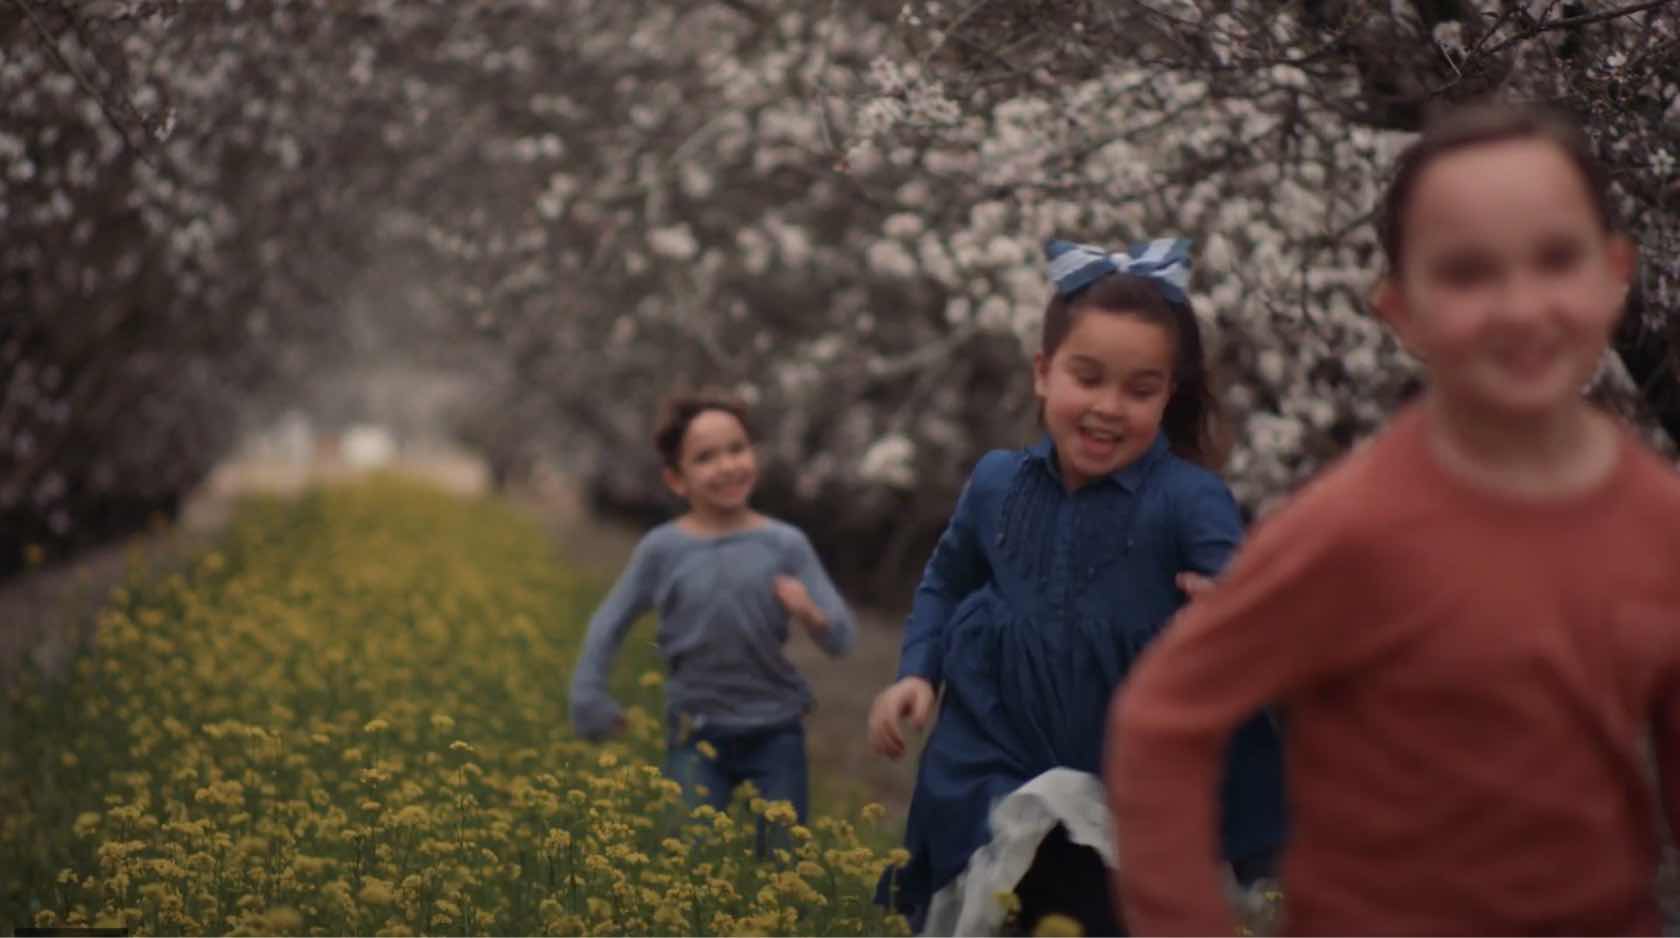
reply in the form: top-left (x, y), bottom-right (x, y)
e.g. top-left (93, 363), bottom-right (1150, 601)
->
top-left (868, 239), bottom-right (1287, 935)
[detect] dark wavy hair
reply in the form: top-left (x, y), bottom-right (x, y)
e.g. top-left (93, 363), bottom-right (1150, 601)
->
top-left (652, 391), bottom-right (754, 469)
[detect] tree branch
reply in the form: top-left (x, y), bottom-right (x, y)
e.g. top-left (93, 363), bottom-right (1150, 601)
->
top-left (1481, 0), bottom-right (1674, 58)
top-left (11, 0), bottom-right (157, 168)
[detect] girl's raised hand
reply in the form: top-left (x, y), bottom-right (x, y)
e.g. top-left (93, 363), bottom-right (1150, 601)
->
top-left (868, 676), bottom-right (936, 760)
top-left (774, 574), bottom-right (830, 635)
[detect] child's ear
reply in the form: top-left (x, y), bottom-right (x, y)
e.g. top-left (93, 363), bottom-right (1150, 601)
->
top-left (1032, 351), bottom-right (1050, 399)
top-left (1606, 233), bottom-right (1637, 295)
top-left (1370, 277), bottom-right (1418, 355)
top-left (662, 466), bottom-right (688, 499)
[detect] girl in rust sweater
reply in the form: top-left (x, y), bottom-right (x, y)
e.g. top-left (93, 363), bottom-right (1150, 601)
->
top-left (1108, 101), bottom-right (1680, 935)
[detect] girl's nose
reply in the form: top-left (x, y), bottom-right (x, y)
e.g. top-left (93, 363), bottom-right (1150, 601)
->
top-left (1491, 272), bottom-right (1551, 325)
top-left (1096, 386), bottom-right (1129, 416)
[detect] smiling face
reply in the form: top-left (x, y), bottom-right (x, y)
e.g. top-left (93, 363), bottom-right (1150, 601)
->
top-left (1376, 138), bottom-right (1634, 423)
top-left (663, 408), bottom-right (758, 516)
top-left (1033, 309), bottom-right (1176, 490)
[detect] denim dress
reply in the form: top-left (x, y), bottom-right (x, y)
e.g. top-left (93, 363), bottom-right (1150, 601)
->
top-left (878, 435), bottom-right (1288, 924)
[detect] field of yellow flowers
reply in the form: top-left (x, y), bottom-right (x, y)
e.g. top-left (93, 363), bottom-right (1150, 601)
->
top-left (1, 477), bottom-right (914, 936)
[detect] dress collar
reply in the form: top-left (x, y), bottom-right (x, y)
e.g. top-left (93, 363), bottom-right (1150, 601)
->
top-left (1025, 431), bottom-right (1169, 493)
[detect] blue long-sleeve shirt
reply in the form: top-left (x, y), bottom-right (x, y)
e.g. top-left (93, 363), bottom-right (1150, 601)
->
top-left (567, 518), bottom-right (855, 741)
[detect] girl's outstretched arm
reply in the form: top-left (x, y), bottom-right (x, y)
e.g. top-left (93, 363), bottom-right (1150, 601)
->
top-left (896, 456), bottom-right (998, 687)
top-left (567, 533), bottom-right (662, 741)
top-left (868, 457), bottom-right (998, 759)
top-left (1653, 630), bottom-right (1680, 849)
top-left (1107, 499), bottom-right (1370, 935)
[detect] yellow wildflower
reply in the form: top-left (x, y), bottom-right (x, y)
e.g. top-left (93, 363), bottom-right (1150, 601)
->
top-left (72, 812), bottom-right (101, 837)
top-left (262, 907), bottom-right (304, 932)
top-left (358, 877), bottom-right (397, 905)
top-left (1033, 912), bottom-right (1085, 937)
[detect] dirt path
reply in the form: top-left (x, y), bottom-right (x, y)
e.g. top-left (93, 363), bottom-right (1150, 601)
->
top-left (0, 447), bottom-right (488, 691)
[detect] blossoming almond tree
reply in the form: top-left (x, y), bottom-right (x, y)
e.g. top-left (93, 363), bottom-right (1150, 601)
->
top-left (432, 0), bottom-right (1677, 595)
top-left (5, 0), bottom-right (1674, 598)
top-left (838, 0), bottom-right (1679, 514)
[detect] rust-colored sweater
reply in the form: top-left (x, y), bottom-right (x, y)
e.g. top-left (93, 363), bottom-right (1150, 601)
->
top-left (1108, 403), bottom-right (1680, 936)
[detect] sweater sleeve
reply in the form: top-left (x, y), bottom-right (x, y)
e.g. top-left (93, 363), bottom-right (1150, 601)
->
top-left (567, 531), bottom-right (662, 741)
top-left (1106, 499), bottom-right (1366, 935)
top-left (896, 454), bottom-right (998, 687)
top-left (784, 526), bottom-right (856, 657)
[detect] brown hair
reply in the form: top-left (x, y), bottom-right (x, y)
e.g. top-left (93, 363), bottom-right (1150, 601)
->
top-left (1378, 101), bottom-right (1615, 273)
top-left (1041, 273), bottom-right (1231, 469)
top-left (652, 391), bottom-right (754, 469)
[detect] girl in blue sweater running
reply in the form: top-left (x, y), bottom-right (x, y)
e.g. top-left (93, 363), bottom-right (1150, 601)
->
top-left (569, 392), bottom-right (856, 834)
top-left (868, 239), bottom-right (1287, 935)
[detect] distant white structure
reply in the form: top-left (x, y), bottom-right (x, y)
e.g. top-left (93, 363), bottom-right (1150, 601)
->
top-left (274, 410), bottom-right (315, 466)
top-left (342, 424), bottom-right (397, 469)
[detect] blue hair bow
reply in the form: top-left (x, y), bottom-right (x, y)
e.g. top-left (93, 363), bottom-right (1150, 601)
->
top-left (1043, 238), bottom-right (1192, 304)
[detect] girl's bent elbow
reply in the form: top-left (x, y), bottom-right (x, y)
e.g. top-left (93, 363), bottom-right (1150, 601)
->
top-left (1107, 680), bottom-right (1142, 739)
top-left (832, 618), bottom-right (858, 655)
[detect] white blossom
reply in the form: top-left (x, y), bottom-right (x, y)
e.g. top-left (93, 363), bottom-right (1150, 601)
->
top-left (648, 224), bottom-right (699, 260)
top-left (859, 433), bottom-right (916, 489)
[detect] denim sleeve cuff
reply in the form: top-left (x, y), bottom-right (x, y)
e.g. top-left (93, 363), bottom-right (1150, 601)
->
top-left (896, 650), bottom-right (940, 687)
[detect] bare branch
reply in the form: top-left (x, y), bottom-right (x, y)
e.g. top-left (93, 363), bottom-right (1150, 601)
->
top-left (1481, 0), bottom-right (1676, 58)
top-left (11, 0), bottom-right (157, 168)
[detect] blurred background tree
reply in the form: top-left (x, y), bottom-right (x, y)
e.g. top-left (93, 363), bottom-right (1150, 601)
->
top-left (4, 0), bottom-right (1675, 599)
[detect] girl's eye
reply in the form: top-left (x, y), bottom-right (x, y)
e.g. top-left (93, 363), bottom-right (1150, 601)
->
top-left (1128, 381), bottom-right (1165, 400)
top-left (1536, 240), bottom-right (1583, 274)
top-left (1073, 371), bottom-right (1103, 388)
top-left (1434, 255), bottom-right (1496, 288)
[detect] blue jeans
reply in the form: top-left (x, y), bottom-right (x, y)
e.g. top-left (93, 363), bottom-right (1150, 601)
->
top-left (666, 719), bottom-right (808, 856)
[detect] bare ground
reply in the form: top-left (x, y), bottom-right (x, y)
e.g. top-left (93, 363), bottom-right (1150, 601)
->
top-left (1, 448), bottom-right (494, 692)
top-left (0, 491), bottom-right (229, 694)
